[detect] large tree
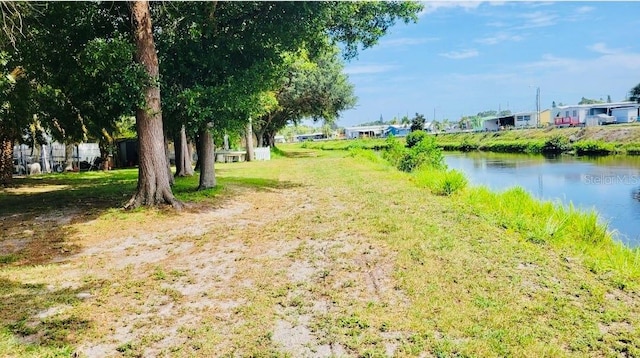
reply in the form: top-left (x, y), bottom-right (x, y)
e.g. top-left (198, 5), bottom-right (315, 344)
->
top-left (0, 55), bottom-right (32, 185)
top-left (156, 1), bottom-right (422, 192)
top-left (127, 1), bottom-right (180, 208)
top-left (253, 48), bottom-right (357, 147)
top-left (630, 83), bottom-right (640, 103)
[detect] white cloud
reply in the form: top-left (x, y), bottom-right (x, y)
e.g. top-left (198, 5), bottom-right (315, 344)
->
top-left (576, 6), bottom-right (595, 14)
top-left (521, 52), bottom-right (640, 73)
top-left (588, 42), bottom-right (620, 55)
top-left (439, 49), bottom-right (479, 59)
top-left (379, 37), bottom-right (439, 47)
top-left (418, 1), bottom-right (483, 17)
top-left (344, 64), bottom-right (398, 75)
top-left (517, 11), bottom-right (557, 29)
top-left (476, 32), bottom-right (523, 45)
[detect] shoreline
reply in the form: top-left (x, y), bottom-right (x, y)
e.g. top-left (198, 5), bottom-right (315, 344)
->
top-left (432, 124), bottom-right (640, 155)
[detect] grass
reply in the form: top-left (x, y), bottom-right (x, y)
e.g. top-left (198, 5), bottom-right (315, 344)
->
top-left (1, 146), bottom-right (639, 356)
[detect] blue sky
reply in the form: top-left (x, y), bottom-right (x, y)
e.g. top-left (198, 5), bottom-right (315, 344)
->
top-left (337, 1), bottom-right (640, 127)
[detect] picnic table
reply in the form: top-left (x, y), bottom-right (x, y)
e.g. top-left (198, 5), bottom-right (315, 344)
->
top-left (215, 150), bottom-right (246, 163)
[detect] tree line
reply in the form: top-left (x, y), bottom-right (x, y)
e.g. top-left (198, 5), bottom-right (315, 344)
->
top-left (0, 1), bottom-right (423, 208)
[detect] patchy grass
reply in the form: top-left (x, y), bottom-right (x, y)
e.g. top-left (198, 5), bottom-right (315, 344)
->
top-left (0, 147), bottom-right (639, 356)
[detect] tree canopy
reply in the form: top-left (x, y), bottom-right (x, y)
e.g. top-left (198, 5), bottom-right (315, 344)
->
top-left (0, 1), bottom-right (424, 204)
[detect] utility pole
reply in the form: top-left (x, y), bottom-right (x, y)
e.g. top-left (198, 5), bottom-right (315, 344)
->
top-left (536, 87), bottom-right (541, 127)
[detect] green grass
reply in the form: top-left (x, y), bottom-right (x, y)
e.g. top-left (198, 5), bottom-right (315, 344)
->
top-left (1, 146), bottom-right (639, 356)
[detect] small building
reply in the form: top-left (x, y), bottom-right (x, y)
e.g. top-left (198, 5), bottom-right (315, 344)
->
top-left (344, 125), bottom-right (387, 139)
top-left (539, 109), bottom-right (552, 126)
top-left (294, 132), bottom-right (326, 142)
top-left (482, 116), bottom-right (500, 131)
top-left (383, 125), bottom-right (411, 137)
top-left (553, 101), bottom-right (640, 127)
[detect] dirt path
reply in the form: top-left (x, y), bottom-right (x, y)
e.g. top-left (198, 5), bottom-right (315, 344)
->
top-left (14, 180), bottom-right (406, 356)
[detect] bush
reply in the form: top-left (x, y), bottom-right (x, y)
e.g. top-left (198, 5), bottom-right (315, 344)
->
top-left (382, 136), bottom-right (406, 168)
top-left (573, 140), bottom-right (615, 155)
top-left (405, 131), bottom-right (427, 148)
top-left (398, 136), bottom-right (445, 172)
top-left (542, 135), bottom-right (570, 153)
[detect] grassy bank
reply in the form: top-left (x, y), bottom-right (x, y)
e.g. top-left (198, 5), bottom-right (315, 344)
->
top-left (434, 124), bottom-right (640, 155)
top-left (302, 124), bottom-right (640, 156)
top-left (1, 147), bottom-right (639, 356)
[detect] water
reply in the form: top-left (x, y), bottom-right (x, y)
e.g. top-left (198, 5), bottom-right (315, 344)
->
top-left (444, 152), bottom-right (640, 247)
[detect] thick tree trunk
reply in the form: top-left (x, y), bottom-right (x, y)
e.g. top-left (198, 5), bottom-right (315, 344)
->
top-left (265, 130), bottom-right (277, 148)
top-left (0, 135), bottom-right (13, 186)
top-left (163, 135), bottom-right (174, 186)
top-left (173, 132), bottom-right (182, 175)
top-left (99, 140), bottom-right (111, 171)
top-left (64, 143), bottom-right (74, 171)
top-left (197, 126), bottom-right (216, 190)
top-left (175, 125), bottom-right (194, 177)
top-left (126, 0), bottom-right (181, 209)
top-left (255, 128), bottom-right (265, 148)
top-left (193, 133), bottom-right (201, 171)
top-left (245, 120), bottom-right (254, 162)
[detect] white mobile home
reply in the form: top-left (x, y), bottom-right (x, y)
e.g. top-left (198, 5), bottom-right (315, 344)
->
top-left (344, 125), bottom-right (387, 139)
top-left (553, 101), bottom-right (640, 126)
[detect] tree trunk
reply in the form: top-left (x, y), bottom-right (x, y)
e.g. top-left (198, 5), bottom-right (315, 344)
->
top-left (197, 126), bottom-right (216, 190)
top-left (126, 0), bottom-right (181, 209)
top-left (245, 120), bottom-right (254, 162)
top-left (164, 135), bottom-right (174, 186)
top-left (265, 130), bottom-right (277, 148)
top-left (99, 139), bottom-right (111, 171)
top-left (0, 134), bottom-right (13, 186)
top-left (64, 143), bottom-right (74, 171)
top-left (174, 125), bottom-right (194, 177)
top-left (173, 131), bottom-right (182, 175)
top-left (255, 127), bottom-right (265, 148)
top-left (193, 132), bottom-right (201, 172)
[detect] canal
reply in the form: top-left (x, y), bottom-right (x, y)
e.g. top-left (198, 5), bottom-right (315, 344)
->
top-left (444, 152), bottom-right (640, 247)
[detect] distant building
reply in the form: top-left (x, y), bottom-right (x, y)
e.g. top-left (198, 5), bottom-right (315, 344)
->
top-left (483, 111), bottom-right (543, 131)
top-left (344, 125), bottom-right (387, 139)
top-left (553, 101), bottom-right (640, 127)
top-left (294, 132), bottom-right (326, 141)
top-left (383, 125), bottom-right (411, 137)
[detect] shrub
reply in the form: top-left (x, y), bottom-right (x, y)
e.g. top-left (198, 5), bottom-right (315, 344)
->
top-left (382, 135), bottom-right (406, 168)
top-left (542, 135), bottom-right (570, 154)
top-left (573, 140), bottom-right (615, 155)
top-left (398, 136), bottom-right (445, 172)
top-left (459, 138), bottom-right (479, 152)
top-left (405, 131), bottom-right (427, 148)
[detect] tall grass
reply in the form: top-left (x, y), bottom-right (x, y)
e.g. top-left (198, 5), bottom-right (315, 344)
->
top-left (464, 186), bottom-right (640, 287)
top-left (412, 167), bottom-right (468, 196)
top-left (349, 142), bottom-right (640, 288)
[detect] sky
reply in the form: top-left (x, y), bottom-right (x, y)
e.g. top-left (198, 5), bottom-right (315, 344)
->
top-left (337, 1), bottom-right (640, 127)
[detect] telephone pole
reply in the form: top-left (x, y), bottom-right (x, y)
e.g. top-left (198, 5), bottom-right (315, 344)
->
top-left (536, 87), bottom-right (541, 127)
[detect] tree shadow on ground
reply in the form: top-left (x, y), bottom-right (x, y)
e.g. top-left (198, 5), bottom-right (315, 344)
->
top-left (0, 170), bottom-right (138, 267)
top-left (0, 277), bottom-right (104, 353)
top-left (0, 170), bottom-right (304, 267)
top-left (218, 176), bottom-right (303, 192)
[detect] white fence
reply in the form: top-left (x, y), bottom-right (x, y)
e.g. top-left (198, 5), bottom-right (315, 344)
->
top-left (254, 147), bottom-right (271, 161)
top-left (13, 142), bottom-right (101, 173)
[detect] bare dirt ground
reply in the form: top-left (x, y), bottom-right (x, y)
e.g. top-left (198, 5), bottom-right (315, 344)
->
top-left (2, 181), bottom-right (407, 357)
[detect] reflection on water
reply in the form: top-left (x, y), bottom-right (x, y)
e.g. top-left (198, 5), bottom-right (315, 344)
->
top-left (445, 152), bottom-right (640, 247)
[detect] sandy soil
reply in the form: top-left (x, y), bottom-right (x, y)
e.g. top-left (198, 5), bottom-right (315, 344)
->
top-left (4, 184), bottom-right (406, 357)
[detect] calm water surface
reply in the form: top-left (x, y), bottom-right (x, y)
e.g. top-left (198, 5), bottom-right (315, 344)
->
top-left (444, 152), bottom-right (640, 247)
